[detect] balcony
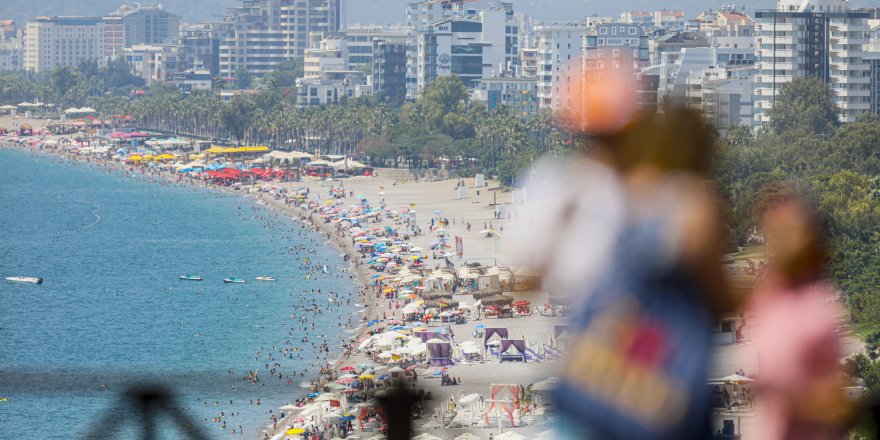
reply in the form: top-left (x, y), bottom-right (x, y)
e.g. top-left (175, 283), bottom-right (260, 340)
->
top-left (830, 24), bottom-right (868, 32)
top-left (835, 88), bottom-right (871, 97)
top-left (831, 75), bottom-right (871, 84)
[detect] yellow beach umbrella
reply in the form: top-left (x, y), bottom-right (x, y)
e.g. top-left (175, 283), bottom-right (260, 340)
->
top-left (129, 155), bottom-right (143, 161)
top-left (143, 154), bottom-right (155, 160)
top-left (359, 373), bottom-right (374, 380)
top-left (159, 153), bottom-right (175, 160)
top-left (285, 428), bottom-right (305, 435)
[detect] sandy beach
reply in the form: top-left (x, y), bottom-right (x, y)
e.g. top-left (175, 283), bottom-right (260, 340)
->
top-left (2, 116), bottom-right (564, 440)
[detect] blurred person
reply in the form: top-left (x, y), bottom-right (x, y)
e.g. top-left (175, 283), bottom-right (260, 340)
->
top-left (747, 191), bottom-right (850, 440)
top-left (552, 107), bottom-right (732, 440)
top-left (503, 60), bottom-right (643, 303)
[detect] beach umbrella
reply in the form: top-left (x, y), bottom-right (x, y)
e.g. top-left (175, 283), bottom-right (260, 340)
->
top-left (337, 377), bottom-right (357, 385)
top-left (720, 373), bottom-right (756, 384)
top-left (358, 363), bottom-right (374, 370)
top-left (338, 373), bottom-right (357, 379)
top-left (359, 373), bottom-right (375, 381)
top-left (340, 414), bottom-right (356, 421)
top-left (340, 366), bottom-right (355, 371)
top-left (285, 428), bottom-right (305, 435)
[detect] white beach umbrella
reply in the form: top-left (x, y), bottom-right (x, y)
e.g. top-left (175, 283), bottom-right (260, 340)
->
top-left (719, 373), bottom-right (755, 384)
top-left (458, 393), bottom-right (480, 404)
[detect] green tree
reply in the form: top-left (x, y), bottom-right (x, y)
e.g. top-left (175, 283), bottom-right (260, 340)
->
top-left (235, 68), bottom-right (254, 90)
top-left (263, 60), bottom-right (302, 89)
top-left (766, 77), bottom-right (840, 135)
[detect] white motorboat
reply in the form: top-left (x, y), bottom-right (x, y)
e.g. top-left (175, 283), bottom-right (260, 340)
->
top-left (255, 276), bottom-right (276, 282)
top-left (178, 274), bottom-right (203, 281)
top-left (5, 276), bottom-right (43, 284)
top-left (224, 277), bottom-right (246, 284)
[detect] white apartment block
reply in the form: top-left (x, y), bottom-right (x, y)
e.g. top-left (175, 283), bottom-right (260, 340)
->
top-left (754, 0), bottom-right (872, 125)
top-left (413, 4), bottom-right (518, 97)
top-left (534, 21), bottom-right (589, 113)
top-left (343, 25), bottom-right (409, 69)
top-left (304, 36), bottom-right (347, 78)
top-left (219, 0), bottom-right (341, 79)
top-left (404, 0), bottom-right (507, 100)
top-left (25, 17), bottom-right (103, 73)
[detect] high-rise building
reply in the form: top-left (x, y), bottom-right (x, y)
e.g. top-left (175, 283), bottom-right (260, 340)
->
top-left (102, 3), bottom-right (180, 58)
top-left (404, 0), bottom-right (514, 100)
top-left (343, 25), bottom-right (409, 70)
top-left (0, 20), bottom-right (23, 71)
top-left (372, 39), bottom-right (407, 103)
top-left (24, 16), bottom-right (103, 72)
top-left (218, 0), bottom-right (341, 79)
top-left (534, 21), bottom-right (590, 112)
top-left (868, 22), bottom-right (880, 116)
top-left (164, 22), bottom-right (230, 76)
top-left (754, 0), bottom-right (872, 125)
top-left (582, 22), bottom-right (650, 80)
top-left (413, 3), bottom-right (518, 96)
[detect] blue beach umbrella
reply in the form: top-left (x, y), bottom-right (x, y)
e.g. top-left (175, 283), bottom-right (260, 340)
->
top-left (366, 319), bottom-right (378, 327)
top-left (474, 324), bottom-right (485, 329)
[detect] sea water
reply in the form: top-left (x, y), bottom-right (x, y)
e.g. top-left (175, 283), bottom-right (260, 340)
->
top-left (0, 148), bottom-right (355, 439)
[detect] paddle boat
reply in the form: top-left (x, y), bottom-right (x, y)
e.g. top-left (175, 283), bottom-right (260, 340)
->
top-left (255, 276), bottom-right (276, 282)
top-left (5, 276), bottom-right (43, 284)
top-left (178, 274), bottom-right (203, 281)
top-left (224, 277), bottom-right (246, 284)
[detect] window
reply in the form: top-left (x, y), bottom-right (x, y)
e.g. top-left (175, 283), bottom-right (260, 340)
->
top-left (599, 27), bottom-right (607, 35)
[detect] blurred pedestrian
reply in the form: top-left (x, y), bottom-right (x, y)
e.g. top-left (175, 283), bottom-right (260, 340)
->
top-left (746, 189), bottom-right (850, 439)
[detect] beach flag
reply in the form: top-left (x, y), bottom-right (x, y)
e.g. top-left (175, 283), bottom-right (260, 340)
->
top-left (455, 236), bottom-right (463, 258)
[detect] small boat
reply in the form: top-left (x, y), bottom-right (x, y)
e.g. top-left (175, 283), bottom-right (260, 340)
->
top-left (178, 275), bottom-right (203, 281)
top-left (5, 276), bottom-right (42, 284)
top-left (255, 276), bottom-right (276, 282)
top-left (224, 277), bottom-right (246, 284)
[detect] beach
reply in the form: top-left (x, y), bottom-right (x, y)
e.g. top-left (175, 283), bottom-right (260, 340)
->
top-left (1, 116), bottom-right (564, 440)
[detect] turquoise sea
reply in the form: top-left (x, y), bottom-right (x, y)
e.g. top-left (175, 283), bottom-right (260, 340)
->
top-left (0, 147), bottom-right (356, 439)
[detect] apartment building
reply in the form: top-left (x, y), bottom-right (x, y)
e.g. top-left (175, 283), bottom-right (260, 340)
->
top-left (582, 22), bottom-right (650, 80)
top-left (534, 21), bottom-right (590, 112)
top-left (218, 0), bottom-right (341, 79)
top-left (102, 3), bottom-right (180, 58)
top-left (412, 3), bottom-right (518, 97)
top-left (24, 16), bottom-right (103, 72)
top-left (0, 20), bottom-right (23, 71)
top-left (343, 25), bottom-right (409, 69)
top-left (754, 0), bottom-right (872, 125)
top-left (372, 39), bottom-right (407, 103)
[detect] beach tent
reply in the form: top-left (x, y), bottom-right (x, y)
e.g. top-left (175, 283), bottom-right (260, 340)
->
top-left (483, 327), bottom-right (509, 348)
top-left (499, 339), bottom-right (526, 362)
top-left (551, 325), bottom-right (572, 351)
top-left (426, 339), bottom-right (452, 366)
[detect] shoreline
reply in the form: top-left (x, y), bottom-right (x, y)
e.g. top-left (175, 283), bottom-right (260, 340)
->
top-left (0, 141), bottom-right (375, 438)
top-left (3, 126), bottom-right (564, 440)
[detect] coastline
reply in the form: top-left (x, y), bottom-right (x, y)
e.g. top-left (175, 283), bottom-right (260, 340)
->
top-left (0, 140), bottom-right (374, 438)
top-left (3, 126), bottom-right (564, 440)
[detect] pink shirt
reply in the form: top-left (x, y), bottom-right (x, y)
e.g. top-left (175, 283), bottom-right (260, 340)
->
top-left (748, 281), bottom-right (843, 440)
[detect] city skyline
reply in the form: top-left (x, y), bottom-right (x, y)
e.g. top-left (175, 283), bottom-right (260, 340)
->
top-left (3, 0), bottom-right (876, 26)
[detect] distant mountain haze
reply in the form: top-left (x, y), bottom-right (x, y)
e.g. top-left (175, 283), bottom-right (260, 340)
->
top-left (2, 0), bottom-right (875, 25)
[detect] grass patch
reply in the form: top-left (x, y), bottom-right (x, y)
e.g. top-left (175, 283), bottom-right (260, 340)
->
top-left (730, 245), bottom-right (768, 261)
top-left (854, 322), bottom-right (880, 340)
